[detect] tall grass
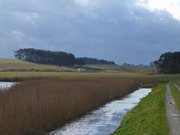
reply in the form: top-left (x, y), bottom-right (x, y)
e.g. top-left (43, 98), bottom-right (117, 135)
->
top-left (0, 77), bottom-right (157, 135)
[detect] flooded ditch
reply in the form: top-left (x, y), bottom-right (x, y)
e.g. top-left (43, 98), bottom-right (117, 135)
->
top-left (48, 88), bottom-right (152, 135)
top-left (0, 82), bottom-right (15, 90)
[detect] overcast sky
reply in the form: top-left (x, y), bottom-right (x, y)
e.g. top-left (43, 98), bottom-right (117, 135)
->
top-left (0, 0), bottom-right (180, 64)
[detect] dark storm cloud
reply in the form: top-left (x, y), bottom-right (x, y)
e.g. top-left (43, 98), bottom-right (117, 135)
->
top-left (0, 0), bottom-right (180, 64)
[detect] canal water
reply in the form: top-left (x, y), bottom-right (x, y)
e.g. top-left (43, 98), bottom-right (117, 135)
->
top-left (0, 82), bottom-right (15, 90)
top-left (48, 88), bottom-right (152, 135)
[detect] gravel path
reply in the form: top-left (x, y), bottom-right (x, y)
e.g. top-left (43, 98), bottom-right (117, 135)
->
top-left (166, 84), bottom-right (180, 135)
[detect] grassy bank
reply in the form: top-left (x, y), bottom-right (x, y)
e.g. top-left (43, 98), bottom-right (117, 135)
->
top-left (0, 77), bottom-right (156, 135)
top-left (170, 83), bottom-right (180, 111)
top-left (0, 59), bottom-right (74, 72)
top-left (112, 84), bottom-right (169, 135)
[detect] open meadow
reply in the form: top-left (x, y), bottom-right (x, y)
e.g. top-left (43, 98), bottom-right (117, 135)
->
top-left (0, 58), bottom-right (157, 77)
top-left (0, 59), bottom-right (75, 72)
top-left (1, 59), bottom-right (180, 82)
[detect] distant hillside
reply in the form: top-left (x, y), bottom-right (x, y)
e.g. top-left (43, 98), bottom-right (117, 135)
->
top-left (0, 59), bottom-right (75, 72)
top-left (84, 64), bottom-right (157, 74)
top-left (0, 59), bottom-right (156, 74)
top-left (77, 57), bottom-right (116, 65)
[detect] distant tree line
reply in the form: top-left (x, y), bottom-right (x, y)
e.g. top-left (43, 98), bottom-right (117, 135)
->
top-left (15, 48), bottom-right (76, 66)
top-left (76, 57), bottom-right (115, 65)
top-left (154, 51), bottom-right (180, 74)
top-left (122, 63), bottom-right (149, 67)
top-left (15, 48), bottom-right (115, 66)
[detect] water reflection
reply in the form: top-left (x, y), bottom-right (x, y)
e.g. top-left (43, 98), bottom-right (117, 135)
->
top-left (0, 82), bottom-right (15, 90)
top-left (49, 88), bottom-right (151, 135)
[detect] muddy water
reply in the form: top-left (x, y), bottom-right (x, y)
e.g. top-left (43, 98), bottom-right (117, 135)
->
top-left (0, 82), bottom-right (15, 90)
top-left (48, 88), bottom-right (152, 135)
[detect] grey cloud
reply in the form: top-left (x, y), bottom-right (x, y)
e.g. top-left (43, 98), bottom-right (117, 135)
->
top-left (0, 0), bottom-right (180, 64)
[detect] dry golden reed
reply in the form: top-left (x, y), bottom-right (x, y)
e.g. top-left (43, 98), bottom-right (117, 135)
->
top-left (0, 77), bottom-right (157, 135)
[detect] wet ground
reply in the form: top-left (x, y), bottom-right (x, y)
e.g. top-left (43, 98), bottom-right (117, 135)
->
top-left (48, 88), bottom-right (152, 135)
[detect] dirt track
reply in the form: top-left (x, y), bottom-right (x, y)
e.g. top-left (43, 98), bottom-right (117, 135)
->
top-left (166, 84), bottom-right (180, 135)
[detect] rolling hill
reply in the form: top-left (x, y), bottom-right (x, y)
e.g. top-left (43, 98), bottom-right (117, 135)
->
top-left (0, 59), bottom-right (75, 72)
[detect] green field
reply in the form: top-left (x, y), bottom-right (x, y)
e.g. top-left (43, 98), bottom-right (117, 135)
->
top-left (0, 59), bottom-right (155, 80)
top-left (0, 58), bottom-right (157, 74)
top-left (112, 84), bottom-right (169, 135)
top-left (0, 59), bottom-right (74, 72)
top-left (1, 59), bottom-right (180, 80)
top-left (84, 64), bottom-right (157, 74)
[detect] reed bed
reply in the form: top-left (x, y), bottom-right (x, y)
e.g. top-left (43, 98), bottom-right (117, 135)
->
top-left (0, 77), bottom-right (157, 135)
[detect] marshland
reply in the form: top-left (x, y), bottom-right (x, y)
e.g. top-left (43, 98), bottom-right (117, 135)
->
top-left (0, 55), bottom-right (180, 135)
top-left (1, 0), bottom-right (180, 134)
top-left (0, 77), bottom-right (157, 135)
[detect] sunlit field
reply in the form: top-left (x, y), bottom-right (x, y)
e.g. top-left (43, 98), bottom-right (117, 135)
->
top-left (0, 59), bottom-right (74, 72)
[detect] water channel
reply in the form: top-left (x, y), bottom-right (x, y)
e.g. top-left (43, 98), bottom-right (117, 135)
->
top-left (0, 82), bottom-right (15, 90)
top-left (49, 88), bottom-right (152, 135)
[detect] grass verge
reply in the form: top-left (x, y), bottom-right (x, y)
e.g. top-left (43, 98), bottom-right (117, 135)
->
top-left (170, 83), bottom-right (180, 111)
top-left (112, 84), bottom-right (169, 135)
